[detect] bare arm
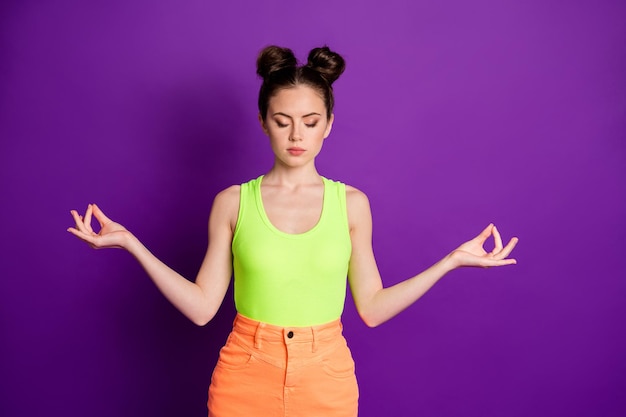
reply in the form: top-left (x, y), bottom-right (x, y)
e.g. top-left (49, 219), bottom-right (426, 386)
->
top-left (67, 186), bottom-right (240, 326)
top-left (346, 187), bottom-right (518, 328)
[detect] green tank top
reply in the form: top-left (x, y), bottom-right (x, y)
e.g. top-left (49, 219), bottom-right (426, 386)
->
top-left (231, 175), bottom-right (352, 327)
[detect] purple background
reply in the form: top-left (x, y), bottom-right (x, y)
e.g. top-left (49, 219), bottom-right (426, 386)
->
top-left (1, 1), bottom-right (624, 416)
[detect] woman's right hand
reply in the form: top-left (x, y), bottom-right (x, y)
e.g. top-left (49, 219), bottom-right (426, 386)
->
top-left (68, 204), bottom-right (131, 249)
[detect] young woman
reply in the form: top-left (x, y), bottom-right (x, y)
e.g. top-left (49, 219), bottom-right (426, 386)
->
top-left (68, 45), bottom-right (518, 417)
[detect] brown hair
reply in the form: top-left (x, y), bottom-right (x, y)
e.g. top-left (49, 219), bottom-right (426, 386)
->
top-left (256, 45), bottom-right (346, 121)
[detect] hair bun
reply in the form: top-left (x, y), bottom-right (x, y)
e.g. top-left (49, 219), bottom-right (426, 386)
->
top-left (306, 46), bottom-right (346, 85)
top-left (256, 46), bottom-right (297, 79)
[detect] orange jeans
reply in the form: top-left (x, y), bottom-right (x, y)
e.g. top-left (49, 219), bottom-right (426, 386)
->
top-left (208, 313), bottom-right (359, 416)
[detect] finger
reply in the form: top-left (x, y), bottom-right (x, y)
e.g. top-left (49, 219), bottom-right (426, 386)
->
top-left (67, 226), bottom-right (96, 245)
top-left (490, 225), bottom-right (503, 255)
top-left (83, 204), bottom-right (94, 234)
top-left (475, 256), bottom-right (517, 268)
top-left (494, 237), bottom-right (519, 260)
top-left (70, 210), bottom-right (89, 234)
top-left (490, 258), bottom-right (517, 266)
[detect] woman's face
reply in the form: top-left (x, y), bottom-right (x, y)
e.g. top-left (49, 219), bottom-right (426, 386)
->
top-left (260, 85), bottom-right (334, 169)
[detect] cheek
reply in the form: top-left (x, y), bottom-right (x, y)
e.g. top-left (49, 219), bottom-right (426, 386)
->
top-left (313, 127), bottom-right (327, 141)
top-left (267, 128), bottom-right (285, 139)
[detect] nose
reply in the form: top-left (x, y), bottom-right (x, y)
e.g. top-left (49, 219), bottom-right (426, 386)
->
top-left (289, 125), bottom-right (303, 141)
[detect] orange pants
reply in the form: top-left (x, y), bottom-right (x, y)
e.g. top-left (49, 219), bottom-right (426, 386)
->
top-left (208, 313), bottom-right (359, 416)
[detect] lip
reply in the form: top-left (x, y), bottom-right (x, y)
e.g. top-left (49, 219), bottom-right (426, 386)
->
top-left (287, 147), bottom-right (305, 155)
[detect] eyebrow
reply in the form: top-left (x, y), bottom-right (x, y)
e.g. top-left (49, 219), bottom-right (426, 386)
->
top-left (272, 112), bottom-right (321, 119)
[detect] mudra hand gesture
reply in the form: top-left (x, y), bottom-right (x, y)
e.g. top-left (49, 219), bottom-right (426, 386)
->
top-left (67, 204), bottom-right (130, 249)
top-left (449, 223), bottom-right (518, 269)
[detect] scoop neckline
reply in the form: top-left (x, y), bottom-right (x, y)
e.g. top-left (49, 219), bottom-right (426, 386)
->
top-left (255, 175), bottom-right (327, 238)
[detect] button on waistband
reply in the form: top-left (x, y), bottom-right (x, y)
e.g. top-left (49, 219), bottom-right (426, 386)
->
top-left (287, 331), bottom-right (294, 339)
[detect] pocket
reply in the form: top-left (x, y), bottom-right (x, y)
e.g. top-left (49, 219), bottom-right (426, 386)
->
top-left (215, 337), bottom-right (255, 371)
top-left (321, 342), bottom-right (356, 379)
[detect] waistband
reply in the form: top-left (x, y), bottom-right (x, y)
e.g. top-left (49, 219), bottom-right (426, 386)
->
top-left (232, 313), bottom-right (343, 353)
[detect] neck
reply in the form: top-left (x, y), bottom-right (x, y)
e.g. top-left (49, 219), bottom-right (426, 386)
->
top-left (264, 162), bottom-right (322, 186)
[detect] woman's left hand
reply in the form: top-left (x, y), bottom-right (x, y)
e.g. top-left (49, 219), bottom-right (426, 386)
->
top-left (448, 224), bottom-right (518, 269)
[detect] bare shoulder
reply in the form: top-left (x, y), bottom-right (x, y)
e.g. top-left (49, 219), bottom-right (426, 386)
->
top-left (210, 185), bottom-right (241, 230)
top-left (215, 185), bottom-right (240, 203)
top-left (345, 184), bottom-right (371, 209)
top-left (345, 184), bottom-right (372, 229)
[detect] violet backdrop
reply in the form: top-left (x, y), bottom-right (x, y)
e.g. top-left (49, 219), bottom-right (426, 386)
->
top-left (1, 1), bottom-right (624, 416)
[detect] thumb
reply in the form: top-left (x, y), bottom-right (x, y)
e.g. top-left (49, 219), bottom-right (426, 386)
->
top-left (92, 204), bottom-right (112, 226)
top-left (475, 223), bottom-right (493, 242)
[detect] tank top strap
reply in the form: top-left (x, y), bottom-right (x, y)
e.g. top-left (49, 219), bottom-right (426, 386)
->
top-left (232, 175), bottom-right (262, 243)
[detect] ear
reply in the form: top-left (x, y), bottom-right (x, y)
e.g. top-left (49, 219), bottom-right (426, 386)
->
top-left (323, 114), bottom-right (334, 139)
top-left (258, 113), bottom-right (269, 136)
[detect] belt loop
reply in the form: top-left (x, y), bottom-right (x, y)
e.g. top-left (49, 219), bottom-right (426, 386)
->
top-left (311, 326), bottom-right (317, 353)
top-left (254, 321), bottom-right (264, 349)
